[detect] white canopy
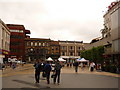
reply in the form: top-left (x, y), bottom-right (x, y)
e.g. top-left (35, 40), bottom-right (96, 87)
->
top-left (76, 58), bottom-right (89, 62)
top-left (58, 57), bottom-right (66, 62)
top-left (46, 57), bottom-right (53, 61)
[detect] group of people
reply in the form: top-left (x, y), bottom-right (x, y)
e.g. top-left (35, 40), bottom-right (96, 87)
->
top-left (34, 60), bottom-right (62, 85)
top-left (73, 61), bottom-right (96, 73)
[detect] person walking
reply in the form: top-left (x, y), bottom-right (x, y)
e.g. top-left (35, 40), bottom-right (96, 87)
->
top-left (44, 61), bottom-right (52, 84)
top-left (12, 63), bottom-right (16, 69)
top-left (34, 60), bottom-right (42, 83)
top-left (80, 63), bottom-right (84, 71)
top-left (90, 62), bottom-right (95, 72)
top-left (41, 60), bottom-right (46, 79)
top-left (53, 60), bottom-right (62, 85)
top-left (74, 61), bottom-right (79, 73)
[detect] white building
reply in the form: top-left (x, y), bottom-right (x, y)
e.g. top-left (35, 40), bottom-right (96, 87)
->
top-left (59, 40), bottom-right (84, 63)
top-left (84, 1), bottom-right (120, 64)
top-left (0, 19), bottom-right (10, 63)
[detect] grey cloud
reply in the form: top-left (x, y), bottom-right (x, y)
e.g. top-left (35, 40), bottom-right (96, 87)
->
top-left (0, 1), bottom-right (103, 43)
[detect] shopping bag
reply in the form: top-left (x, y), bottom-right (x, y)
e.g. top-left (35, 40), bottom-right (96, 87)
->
top-left (51, 74), bottom-right (55, 78)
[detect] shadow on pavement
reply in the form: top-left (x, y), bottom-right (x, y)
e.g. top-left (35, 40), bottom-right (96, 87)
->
top-left (12, 79), bottom-right (50, 88)
top-left (28, 76), bottom-right (34, 79)
top-left (28, 75), bottom-right (46, 80)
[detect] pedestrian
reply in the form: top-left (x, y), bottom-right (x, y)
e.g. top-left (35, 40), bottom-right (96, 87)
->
top-left (34, 60), bottom-right (42, 83)
top-left (12, 63), bottom-right (16, 69)
top-left (80, 63), bottom-right (84, 71)
top-left (44, 61), bottom-right (52, 84)
top-left (70, 62), bottom-right (72, 67)
top-left (53, 60), bottom-right (62, 85)
top-left (41, 60), bottom-right (46, 79)
top-left (90, 62), bottom-right (95, 72)
top-left (2, 63), bottom-right (5, 71)
top-left (74, 61), bottom-right (79, 73)
top-left (67, 63), bottom-right (69, 67)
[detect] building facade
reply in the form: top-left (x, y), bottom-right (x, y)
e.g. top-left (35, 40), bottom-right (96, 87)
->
top-left (0, 19), bottom-right (10, 63)
top-left (84, 0), bottom-right (120, 66)
top-left (6, 24), bottom-right (30, 61)
top-left (103, 1), bottom-right (120, 64)
top-left (59, 40), bottom-right (84, 63)
top-left (25, 38), bottom-right (60, 62)
top-left (49, 40), bottom-right (60, 60)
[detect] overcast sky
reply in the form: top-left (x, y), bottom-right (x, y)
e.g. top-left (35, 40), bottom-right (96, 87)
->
top-left (0, 0), bottom-right (114, 43)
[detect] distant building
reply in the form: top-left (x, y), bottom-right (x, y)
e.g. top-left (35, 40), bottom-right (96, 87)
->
top-left (59, 40), bottom-right (84, 63)
top-left (49, 40), bottom-right (60, 60)
top-left (0, 19), bottom-right (10, 63)
top-left (25, 38), bottom-right (60, 62)
top-left (6, 24), bottom-right (30, 61)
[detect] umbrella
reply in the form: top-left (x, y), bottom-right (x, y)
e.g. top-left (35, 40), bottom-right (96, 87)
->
top-left (58, 57), bottom-right (66, 62)
top-left (46, 57), bottom-right (53, 61)
top-left (76, 58), bottom-right (88, 62)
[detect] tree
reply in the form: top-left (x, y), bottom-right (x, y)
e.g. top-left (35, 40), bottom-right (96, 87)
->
top-left (81, 46), bottom-right (104, 64)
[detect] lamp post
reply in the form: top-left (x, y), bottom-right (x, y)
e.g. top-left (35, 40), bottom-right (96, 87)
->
top-left (30, 48), bottom-right (33, 62)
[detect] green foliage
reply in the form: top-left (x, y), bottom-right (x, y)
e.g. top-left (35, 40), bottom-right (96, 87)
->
top-left (81, 46), bottom-right (104, 63)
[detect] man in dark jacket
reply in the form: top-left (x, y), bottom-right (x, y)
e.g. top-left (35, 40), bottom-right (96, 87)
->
top-left (44, 61), bottom-right (52, 84)
top-left (34, 60), bottom-right (42, 83)
top-left (54, 60), bottom-right (62, 85)
top-left (74, 61), bottom-right (79, 73)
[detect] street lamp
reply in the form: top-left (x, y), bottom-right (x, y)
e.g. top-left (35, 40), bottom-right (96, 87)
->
top-left (30, 48), bottom-right (33, 61)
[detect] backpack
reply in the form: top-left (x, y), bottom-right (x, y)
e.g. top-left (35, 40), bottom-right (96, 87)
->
top-left (55, 63), bottom-right (62, 70)
top-left (35, 64), bottom-right (39, 69)
top-left (34, 63), bottom-right (41, 71)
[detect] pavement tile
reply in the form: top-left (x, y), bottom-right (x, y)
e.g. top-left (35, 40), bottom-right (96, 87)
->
top-left (1, 64), bottom-right (120, 78)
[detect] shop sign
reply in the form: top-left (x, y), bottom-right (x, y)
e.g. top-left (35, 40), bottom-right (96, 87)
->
top-left (2, 49), bottom-right (9, 55)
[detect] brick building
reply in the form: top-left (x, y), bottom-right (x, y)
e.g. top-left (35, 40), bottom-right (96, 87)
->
top-left (25, 38), bottom-right (60, 62)
top-left (7, 24), bottom-right (30, 61)
top-left (49, 40), bottom-right (60, 60)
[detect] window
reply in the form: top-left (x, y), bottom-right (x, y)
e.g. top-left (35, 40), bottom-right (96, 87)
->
top-left (35, 42), bottom-right (37, 46)
top-left (70, 52), bottom-right (73, 56)
top-left (10, 29), bottom-right (23, 33)
top-left (56, 48), bottom-right (58, 50)
top-left (41, 43), bottom-right (43, 46)
top-left (39, 42), bottom-right (41, 46)
top-left (11, 42), bottom-right (20, 45)
top-left (2, 39), bottom-right (3, 48)
top-left (46, 43), bottom-right (49, 46)
top-left (11, 35), bottom-right (23, 39)
top-left (2, 28), bottom-right (4, 38)
top-left (31, 42), bottom-right (33, 46)
top-left (70, 46), bottom-right (73, 50)
top-left (27, 42), bottom-right (29, 46)
top-left (52, 47), bottom-right (54, 50)
top-left (78, 52), bottom-right (80, 56)
top-left (36, 49), bottom-right (39, 53)
top-left (78, 47), bottom-right (80, 50)
top-left (56, 52), bottom-right (59, 54)
top-left (43, 43), bottom-right (45, 46)
top-left (61, 46), bottom-right (66, 50)
top-left (62, 52), bottom-right (65, 56)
